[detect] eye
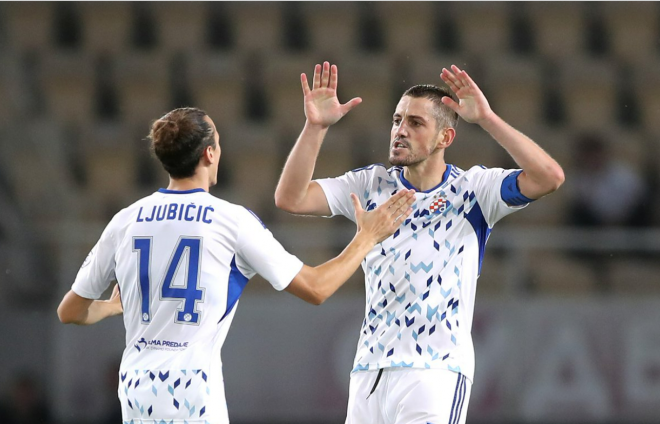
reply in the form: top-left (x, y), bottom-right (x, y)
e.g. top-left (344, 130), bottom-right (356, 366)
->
top-left (392, 118), bottom-right (401, 125)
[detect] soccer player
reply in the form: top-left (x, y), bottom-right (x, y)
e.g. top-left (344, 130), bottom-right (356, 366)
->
top-left (275, 62), bottom-right (565, 423)
top-left (57, 107), bottom-right (415, 424)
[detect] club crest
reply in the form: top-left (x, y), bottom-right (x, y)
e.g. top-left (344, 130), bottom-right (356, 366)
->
top-left (429, 195), bottom-right (449, 214)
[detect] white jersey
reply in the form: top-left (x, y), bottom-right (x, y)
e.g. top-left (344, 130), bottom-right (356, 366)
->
top-left (72, 188), bottom-right (303, 424)
top-left (317, 164), bottom-right (529, 382)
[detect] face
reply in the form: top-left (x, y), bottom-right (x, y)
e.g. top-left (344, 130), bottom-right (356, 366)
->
top-left (389, 96), bottom-right (445, 167)
top-left (203, 116), bottom-right (221, 187)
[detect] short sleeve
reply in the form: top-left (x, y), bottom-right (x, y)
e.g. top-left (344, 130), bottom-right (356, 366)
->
top-left (235, 209), bottom-right (304, 291)
top-left (71, 222), bottom-right (117, 299)
top-left (468, 166), bottom-right (530, 227)
top-left (316, 166), bottom-right (375, 222)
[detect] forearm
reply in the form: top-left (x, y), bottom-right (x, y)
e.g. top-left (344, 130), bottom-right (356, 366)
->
top-left (58, 291), bottom-right (122, 325)
top-left (275, 121), bottom-right (328, 210)
top-left (295, 232), bottom-right (375, 305)
top-left (479, 113), bottom-right (565, 194)
top-left (77, 300), bottom-right (122, 325)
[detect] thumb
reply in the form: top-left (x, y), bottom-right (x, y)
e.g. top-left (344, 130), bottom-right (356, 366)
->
top-left (341, 97), bottom-right (363, 115)
top-left (441, 96), bottom-right (460, 113)
top-left (350, 193), bottom-right (363, 218)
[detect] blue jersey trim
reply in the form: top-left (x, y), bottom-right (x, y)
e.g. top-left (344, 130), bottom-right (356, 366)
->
top-left (246, 208), bottom-right (267, 229)
top-left (500, 171), bottom-right (534, 206)
top-left (219, 255), bottom-right (249, 323)
top-left (158, 188), bottom-right (206, 194)
top-left (465, 201), bottom-right (491, 275)
top-left (399, 164), bottom-right (453, 193)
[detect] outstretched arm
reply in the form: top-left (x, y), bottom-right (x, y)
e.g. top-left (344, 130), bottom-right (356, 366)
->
top-left (57, 283), bottom-right (122, 325)
top-left (440, 65), bottom-right (565, 200)
top-left (275, 61), bottom-right (362, 216)
top-left (286, 189), bottom-right (415, 304)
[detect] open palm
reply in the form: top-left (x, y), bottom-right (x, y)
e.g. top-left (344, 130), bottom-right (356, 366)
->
top-left (301, 62), bottom-right (362, 128)
top-left (440, 64), bottom-right (493, 124)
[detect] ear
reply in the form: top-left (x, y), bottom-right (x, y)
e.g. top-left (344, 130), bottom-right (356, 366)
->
top-left (438, 127), bottom-right (456, 149)
top-left (203, 144), bottom-right (220, 165)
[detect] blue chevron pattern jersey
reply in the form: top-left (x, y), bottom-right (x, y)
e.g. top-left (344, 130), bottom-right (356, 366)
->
top-left (317, 164), bottom-right (529, 382)
top-left (71, 188), bottom-right (303, 424)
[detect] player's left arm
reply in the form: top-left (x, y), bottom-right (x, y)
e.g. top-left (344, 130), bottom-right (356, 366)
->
top-left (58, 283), bottom-right (122, 325)
top-left (440, 65), bottom-right (565, 200)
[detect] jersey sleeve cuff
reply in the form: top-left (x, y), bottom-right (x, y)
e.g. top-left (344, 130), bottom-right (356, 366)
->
top-left (500, 170), bottom-right (535, 206)
top-left (314, 178), bottom-right (342, 218)
top-left (70, 284), bottom-right (101, 300)
top-left (275, 259), bottom-right (304, 291)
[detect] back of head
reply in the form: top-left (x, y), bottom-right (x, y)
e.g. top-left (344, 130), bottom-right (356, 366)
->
top-left (403, 85), bottom-right (459, 129)
top-left (148, 107), bottom-right (215, 179)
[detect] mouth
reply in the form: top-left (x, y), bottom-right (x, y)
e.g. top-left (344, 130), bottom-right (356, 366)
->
top-left (391, 139), bottom-right (408, 151)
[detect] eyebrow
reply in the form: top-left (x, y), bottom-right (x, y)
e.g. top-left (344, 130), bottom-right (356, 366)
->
top-left (393, 113), bottom-right (428, 122)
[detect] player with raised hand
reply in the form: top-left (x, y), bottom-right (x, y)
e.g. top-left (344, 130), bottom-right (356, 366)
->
top-left (275, 62), bottom-right (564, 424)
top-left (57, 107), bottom-right (414, 424)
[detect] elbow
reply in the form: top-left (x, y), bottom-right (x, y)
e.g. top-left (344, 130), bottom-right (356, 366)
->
top-left (548, 165), bottom-right (565, 192)
top-left (57, 307), bottom-right (75, 324)
top-left (57, 303), bottom-right (82, 325)
top-left (274, 194), bottom-right (290, 212)
top-left (308, 290), bottom-right (328, 306)
top-left (274, 193), bottom-right (301, 214)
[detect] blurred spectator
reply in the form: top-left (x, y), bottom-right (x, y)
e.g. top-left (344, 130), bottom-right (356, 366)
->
top-left (0, 373), bottom-right (53, 424)
top-left (567, 133), bottom-right (650, 227)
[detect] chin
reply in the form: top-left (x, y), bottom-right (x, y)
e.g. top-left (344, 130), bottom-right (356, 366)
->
top-left (389, 155), bottom-right (414, 167)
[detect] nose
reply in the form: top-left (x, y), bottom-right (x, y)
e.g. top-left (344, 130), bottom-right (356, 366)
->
top-left (394, 121), bottom-right (408, 138)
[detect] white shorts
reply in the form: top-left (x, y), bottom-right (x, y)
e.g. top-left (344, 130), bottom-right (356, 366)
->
top-left (345, 368), bottom-right (471, 424)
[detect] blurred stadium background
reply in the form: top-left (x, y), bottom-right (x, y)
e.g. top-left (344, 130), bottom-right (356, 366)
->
top-left (0, 2), bottom-right (659, 423)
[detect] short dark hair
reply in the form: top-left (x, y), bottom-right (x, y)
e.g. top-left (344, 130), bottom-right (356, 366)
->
top-left (402, 85), bottom-right (459, 129)
top-left (148, 107), bottom-right (215, 179)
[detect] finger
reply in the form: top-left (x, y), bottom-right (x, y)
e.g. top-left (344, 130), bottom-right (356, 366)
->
top-left (441, 96), bottom-right (460, 113)
top-left (340, 97), bottom-right (363, 115)
top-left (441, 67), bottom-right (462, 88)
top-left (384, 189), bottom-right (409, 207)
top-left (441, 70), bottom-right (461, 93)
top-left (383, 190), bottom-right (411, 212)
top-left (350, 193), bottom-right (363, 215)
top-left (394, 207), bottom-right (414, 225)
top-left (390, 198), bottom-right (413, 217)
top-left (390, 191), bottom-right (416, 215)
top-left (301, 73), bottom-right (311, 97)
top-left (313, 64), bottom-right (321, 89)
top-left (451, 65), bottom-right (470, 87)
top-left (460, 69), bottom-right (479, 90)
top-left (329, 64), bottom-right (338, 91)
top-left (321, 61), bottom-right (330, 88)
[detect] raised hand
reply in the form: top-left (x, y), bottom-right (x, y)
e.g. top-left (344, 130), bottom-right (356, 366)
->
top-left (351, 189), bottom-right (415, 244)
top-left (440, 65), bottom-right (493, 125)
top-left (301, 61), bottom-right (362, 128)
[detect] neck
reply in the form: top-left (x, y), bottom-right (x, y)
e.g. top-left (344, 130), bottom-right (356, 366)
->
top-left (403, 156), bottom-right (448, 192)
top-left (166, 174), bottom-right (209, 192)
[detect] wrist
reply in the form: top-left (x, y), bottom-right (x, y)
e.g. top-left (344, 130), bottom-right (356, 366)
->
top-left (476, 110), bottom-right (499, 130)
top-left (304, 120), bottom-right (331, 133)
top-left (354, 230), bottom-right (378, 248)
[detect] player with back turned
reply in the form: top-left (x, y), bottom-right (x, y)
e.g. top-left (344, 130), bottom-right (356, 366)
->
top-left (275, 63), bottom-right (564, 423)
top-left (57, 107), bottom-right (415, 424)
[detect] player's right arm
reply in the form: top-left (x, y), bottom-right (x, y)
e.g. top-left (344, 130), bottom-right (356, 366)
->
top-left (274, 61), bottom-right (362, 216)
top-left (285, 189), bottom-right (414, 305)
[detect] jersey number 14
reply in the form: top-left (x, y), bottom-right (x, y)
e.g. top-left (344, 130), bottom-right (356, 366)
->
top-left (132, 237), bottom-right (205, 325)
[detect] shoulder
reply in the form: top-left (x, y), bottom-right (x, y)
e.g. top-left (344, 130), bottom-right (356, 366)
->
top-left (348, 163), bottom-right (388, 175)
top-left (463, 164), bottom-right (511, 179)
top-left (204, 193), bottom-right (267, 228)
